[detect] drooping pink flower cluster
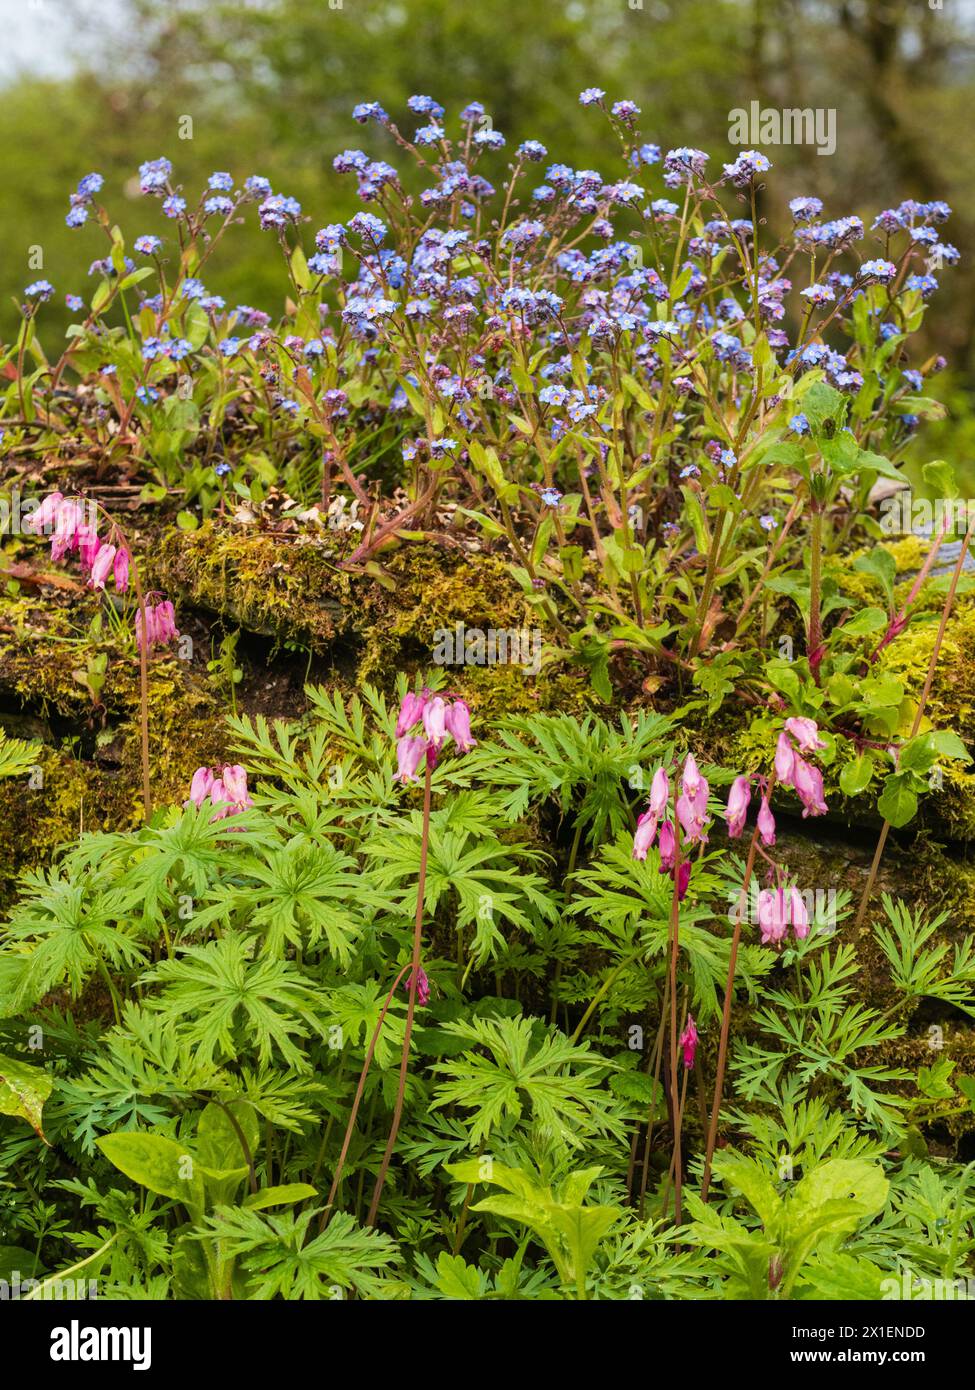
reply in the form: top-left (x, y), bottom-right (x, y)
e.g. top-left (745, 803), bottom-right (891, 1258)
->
top-left (757, 884), bottom-right (810, 946)
top-left (26, 492), bottom-right (130, 592)
top-left (724, 720), bottom-right (827, 846)
top-left (679, 1013), bottom-right (698, 1069)
top-left (632, 756), bottom-right (710, 901)
top-left (725, 775), bottom-right (777, 846)
top-left (25, 493), bottom-right (181, 661)
top-left (395, 689), bottom-right (476, 783)
top-left (187, 763), bottom-right (253, 819)
top-left (775, 717), bottom-right (828, 818)
top-left (405, 966), bottom-right (430, 1008)
top-left (135, 599), bottom-right (179, 653)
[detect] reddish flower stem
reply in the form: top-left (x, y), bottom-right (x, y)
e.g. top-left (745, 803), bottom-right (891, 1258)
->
top-left (367, 758), bottom-right (433, 1225)
top-left (320, 958), bottom-right (414, 1230)
top-left (666, 784), bottom-right (684, 1225)
top-left (865, 510), bottom-right (952, 667)
top-left (700, 771), bottom-right (777, 1202)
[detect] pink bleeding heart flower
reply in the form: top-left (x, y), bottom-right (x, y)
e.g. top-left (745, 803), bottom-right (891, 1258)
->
top-left (725, 775), bottom-right (751, 838)
top-left (680, 753), bottom-right (704, 798)
top-left (789, 886), bottom-right (810, 939)
top-left (136, 599), bottom-right (179, 652)
top-left (677, 777), bottom-right (709, 844)
top-left (675, 792), bottom-right (697, 839)
top-left (51, 498), bottom-right (85, 562)
top-left (793, 756), bottom-right (828, 818)
top-left (113, 547), bottom-right (130, 592)
top-left (396, 734), bottom-right (428, 784)
top-left (191, 764), bottom-right (252, 819)
top-left (422, 695), bottom-right (447, 747)
top-left (648, 767), bottom-right (670, 817)
top-left (674, 859), bottom-right (692, 901)
top-left (396, 690), bottom-right (427, 737)
top-left (774, 731), bottom-right (796, 787)
top-left (25, 491), bottom-right (64, 532)
top-left (784, 717), bottom-right (826, 753)
top-left (758, 888), bottom-right (789, 945)
top-left (658, 819), bottom-right (676, 872)
top-left (679, 1014), bottom-right (698, 1068)
top-left (221, 764), bottom-right (249, 806)
top-left (757, 796), bottom-right (776, 846)
top-left (209, 777), bottom-right (227, 817)
top-left (77, 524), bottom-right (100, 571)
top-left (633, 809), bottom-right (658, 860)
top-left (405, 966), bottom-right (430, 1008)
top-left (155, 601), bottom-right (179, 645)
top-left (188, 766), bottom-right (214, 807)
top-left (444, 698), bottom-right (476, 752)
top-left (88, 542), bottom-right (116, 591)
top-left (135, 604), bottom-right (156, 652)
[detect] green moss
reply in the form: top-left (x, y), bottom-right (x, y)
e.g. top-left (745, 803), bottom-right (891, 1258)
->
top-left (830, 535), bottom-right (928, 609)
top-left (0, 597), bottom-right (103, 722)
top-left (0, 582), bottom-right (232, 899)
top-left (155, 521), bottom-right (592, 716)
top-left (352, 545), bottom-right (589, 711)
top-left (0, 749), bottom-right (123, 901)
top-left (155, 523), bottom-right (353, 649)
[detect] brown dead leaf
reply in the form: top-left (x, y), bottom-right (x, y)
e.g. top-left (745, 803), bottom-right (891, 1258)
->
top-left (1, 564), bottom-right (85, 594)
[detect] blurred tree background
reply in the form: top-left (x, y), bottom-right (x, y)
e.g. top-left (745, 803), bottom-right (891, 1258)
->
top-left (1, 0), bottom-right (974, 461)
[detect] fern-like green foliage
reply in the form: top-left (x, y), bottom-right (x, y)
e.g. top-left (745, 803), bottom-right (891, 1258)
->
top-left (0, 733), bottom-right (41, 780)
top-left (431, 1014), bottom-right (626, 1148)
top-left (460, 709), bottom-right (675, 845)
top-left (195, 834), bottom-right (372, 962)
top-left (3, 866), bottom-right (147, 1011)
top-left (364, 804), bottom-right (557, 966)
top-left (875, 894), bottom-right (975, 1016)
top-left (571, 835), bottom-right (776, 1023)
top-left (1, 688), bottom-right (974, 1301)
top-left (142, 935), bottom-right (327, 1070)
top-left (190, 1206), bottom-right (402, 1299)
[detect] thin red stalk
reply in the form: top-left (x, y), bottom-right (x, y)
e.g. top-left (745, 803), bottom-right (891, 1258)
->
top-left (661, 1059), bottom-right (690, 1224)
top-left (666, 787), bottom-right (684, 1226)
top-left (700, 773), bottom-right (776, 1202)
top-left (84, 500), bottom-right (152, 823)
top-left (865, 510), bottom-right (953, 666)
top-left (129, 563), bottom-right (152, 823)
top-left (321, 959), bottom-right (413, 1229)
top-left (637, 1005), bottom-right (668, 1218)
top-left (367, 759), bottom-right (433, 1225)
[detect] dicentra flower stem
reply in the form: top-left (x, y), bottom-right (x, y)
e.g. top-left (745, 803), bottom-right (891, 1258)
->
top-left (367, 758), bottom-right (433, 1226)
top-left (90, 501), bottom-right (151, 823)
top-left (700, 772), bottom-right (776, 1202)
top-left (865, 509), bottom-right (953, 667)
top-left (660, 1058), bottom-right (690, 1224)
top-left (130, 566), bottom-right (152, 824)
top-left (807, 504), bottom-right (824, 682)
top-left (321, 959), bottom-right (413, 1230)
top-left (666, 790), bottom-right (684, 1226)
top-left (854, 515), bottom-right (975, 930)
top-left (637, 1004), bottom-right (668, 1217)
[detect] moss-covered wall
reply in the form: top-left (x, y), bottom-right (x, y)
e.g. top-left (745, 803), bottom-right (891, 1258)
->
top-left (3, 518), bottom-right (975, 917)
